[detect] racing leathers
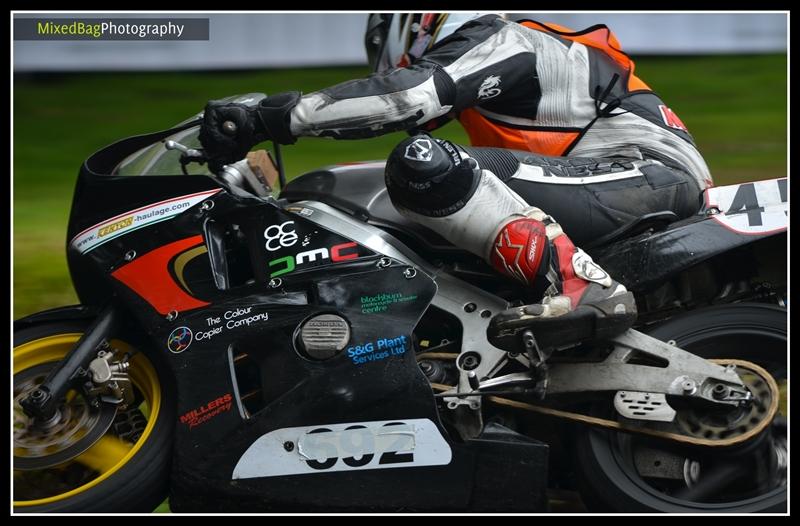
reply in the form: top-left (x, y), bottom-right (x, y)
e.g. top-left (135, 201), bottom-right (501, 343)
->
top-left (201, 15), bottom-right (713, 347)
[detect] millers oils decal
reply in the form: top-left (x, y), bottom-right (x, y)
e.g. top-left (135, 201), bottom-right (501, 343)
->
top-left (180, 393), bottom-right (233, 430)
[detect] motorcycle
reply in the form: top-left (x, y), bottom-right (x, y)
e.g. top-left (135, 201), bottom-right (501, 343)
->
top-left (13, 94), bottom-right (787, 513)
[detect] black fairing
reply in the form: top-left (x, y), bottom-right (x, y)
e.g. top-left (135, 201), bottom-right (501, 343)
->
top-left (60, 127), bottom-right (550, 512)
top-left (591, 215), bottom-right (784, 292)
top-left (67, 123), bottom-right (224, 308)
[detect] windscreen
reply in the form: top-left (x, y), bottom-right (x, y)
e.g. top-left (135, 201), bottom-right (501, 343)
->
top-left (113, 93), bottom-right (266, 177)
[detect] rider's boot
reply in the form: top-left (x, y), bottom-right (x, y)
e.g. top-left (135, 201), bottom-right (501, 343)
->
top-left (485, 209), bottom-right (637, 352)
top-left (385, 135), bottom-right (637, 353)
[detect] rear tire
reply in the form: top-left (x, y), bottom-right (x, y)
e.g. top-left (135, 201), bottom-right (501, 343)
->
top-left (574, 303), bottom-right (787, 512)
top-left (13, 318), bottom-right (176, 512)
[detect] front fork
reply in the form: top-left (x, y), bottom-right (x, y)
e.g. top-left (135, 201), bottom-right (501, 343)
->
top-left (19, 305), bottom-right (120, 420)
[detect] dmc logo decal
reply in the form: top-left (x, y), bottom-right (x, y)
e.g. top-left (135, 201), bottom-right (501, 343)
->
top-left (167, 326), bottom-right (193, 354)
top-left (268, 241), bottom-right (362, 278)
top-left (264, 220), bottom-right (298, 252)
top-left (478, 75), bottom-right (502, 100)
top-left (404, 138), bottom-right (433, 162)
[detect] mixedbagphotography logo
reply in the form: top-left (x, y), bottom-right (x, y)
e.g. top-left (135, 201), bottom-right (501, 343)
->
top-left (14, 17), bottom-right (210, 41)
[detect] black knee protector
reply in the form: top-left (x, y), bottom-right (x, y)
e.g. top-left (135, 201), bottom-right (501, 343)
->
top-left (385, 135), bottom-right (481, 217)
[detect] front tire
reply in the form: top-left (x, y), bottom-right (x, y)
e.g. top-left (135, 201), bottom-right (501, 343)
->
top-left (574, 303), bottom-right (787, 512)
top-left (13, 318), bottom-right (176, 512)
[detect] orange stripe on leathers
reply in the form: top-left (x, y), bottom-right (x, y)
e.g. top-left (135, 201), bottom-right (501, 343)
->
top-left (459, 109), bottom-right (580, 156)
top-left (520, 20), bottom-right (651, 92)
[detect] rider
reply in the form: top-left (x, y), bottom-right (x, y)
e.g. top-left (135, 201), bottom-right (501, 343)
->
top-left (199, 13), bottom-right (712, 349)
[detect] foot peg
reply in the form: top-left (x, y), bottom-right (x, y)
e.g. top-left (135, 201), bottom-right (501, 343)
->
top-left (487, 290), bottom-right (638, 354)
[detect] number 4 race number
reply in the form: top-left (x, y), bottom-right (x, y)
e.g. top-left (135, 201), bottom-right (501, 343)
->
top-left (705, 178), bottom-right (787, 235)
top-left (232, 418), bottom-right (452, 479)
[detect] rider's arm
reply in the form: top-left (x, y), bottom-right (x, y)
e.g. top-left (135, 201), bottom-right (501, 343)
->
top-left (288, 15), bottom-right (537, 140)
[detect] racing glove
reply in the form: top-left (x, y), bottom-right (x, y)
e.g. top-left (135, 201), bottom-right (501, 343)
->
top-left (199, 91), bottom-right (301, 167)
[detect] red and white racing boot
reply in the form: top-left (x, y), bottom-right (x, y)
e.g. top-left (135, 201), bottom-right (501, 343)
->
top-left (487, 209), bottom-right (637, 352)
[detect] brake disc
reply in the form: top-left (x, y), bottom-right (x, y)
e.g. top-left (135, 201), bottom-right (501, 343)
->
top-left (14, 363), bottom-right (117, 471)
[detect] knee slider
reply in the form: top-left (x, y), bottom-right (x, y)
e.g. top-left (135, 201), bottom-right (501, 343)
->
top-left (385, 135), bottom-right (481, 217)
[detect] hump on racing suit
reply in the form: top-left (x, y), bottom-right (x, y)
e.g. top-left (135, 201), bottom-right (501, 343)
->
top-left (452, 18), bottom-right (713, 190)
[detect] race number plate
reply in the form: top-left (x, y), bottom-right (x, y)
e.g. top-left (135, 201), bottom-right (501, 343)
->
top-left (232, 418), bottom-right (452, 479)
top-left (704, 178), bottom-right (787, 235)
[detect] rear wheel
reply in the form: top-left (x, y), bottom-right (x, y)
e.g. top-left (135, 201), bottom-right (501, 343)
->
top-left (13, 319), bottom-right (176, 512)
top-left (574, 303), bottom-right (787, 512)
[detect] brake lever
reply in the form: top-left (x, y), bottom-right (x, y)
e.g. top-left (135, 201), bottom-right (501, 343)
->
top-left (164, 139), bottom-right (204, 159)
top-left (163, 139), bottom-right (213, 175)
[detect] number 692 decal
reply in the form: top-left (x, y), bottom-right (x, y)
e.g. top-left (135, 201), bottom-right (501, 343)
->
top-left (232, 418), bottom-right (452, 479)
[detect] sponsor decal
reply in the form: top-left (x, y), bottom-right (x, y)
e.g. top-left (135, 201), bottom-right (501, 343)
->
top-left (70, 189), bottom-right (221, 254)
top-left (360, 292), bottom-right (418, 314)
top-left (347, 335), bottom-right (408, 365)
top-left (180, 393), bottom-right (233, 429)
top-left (264, 220), bottom-right (298, 252)
top-left (527, 234), bottom-right (539, 263)
top-left (232, 418), bottom-right (452, 478)
top-left (167, 326), bottom-right (193, 354)
top-left (98, 216), bottom-right (133, 237)
top-left (478, 75), bottom-right (502, 100)
top-left (658, 105), bottom-right (688, 132)
top-left (404, 138), bottom-right (433, 162)
top-left (194, 307), bottom-right (270, 343)
top-left (267, 241), bottom-right (362, 278)
top-left (705, 178), bottom-right (787, 235)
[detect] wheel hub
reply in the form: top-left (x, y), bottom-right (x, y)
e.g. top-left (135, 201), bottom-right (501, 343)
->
top-left (14, 363), bottom-right (117, 470)
top-left (676, 361), bottom-right (775, 442)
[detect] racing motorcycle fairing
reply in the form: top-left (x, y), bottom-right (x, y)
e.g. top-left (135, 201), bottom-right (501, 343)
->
top-left (58, 121), bottom-right (554, 512)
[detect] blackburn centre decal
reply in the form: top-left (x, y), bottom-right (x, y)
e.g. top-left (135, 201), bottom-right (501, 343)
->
top-left (360, 292), bottom-right (419, 314)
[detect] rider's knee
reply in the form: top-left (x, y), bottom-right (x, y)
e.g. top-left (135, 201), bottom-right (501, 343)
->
top-left (385, 135), bottom-right (481, 218)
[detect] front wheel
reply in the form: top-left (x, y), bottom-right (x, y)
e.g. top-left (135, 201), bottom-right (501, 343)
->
top-left (13, 318), bottom-right (176, 512)
top-left (574, 303), bottom-right (787, 512)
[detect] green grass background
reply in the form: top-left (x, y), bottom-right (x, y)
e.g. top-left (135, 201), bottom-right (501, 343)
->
top-left (13, 55), bottom-right (787, 320)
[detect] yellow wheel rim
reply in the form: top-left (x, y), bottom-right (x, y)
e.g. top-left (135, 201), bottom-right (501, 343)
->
top-left (13, 333), bottom-right (162, 507)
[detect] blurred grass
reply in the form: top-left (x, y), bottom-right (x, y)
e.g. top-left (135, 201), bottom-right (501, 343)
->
top-left (13, 55), bottom-right (787, 319)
